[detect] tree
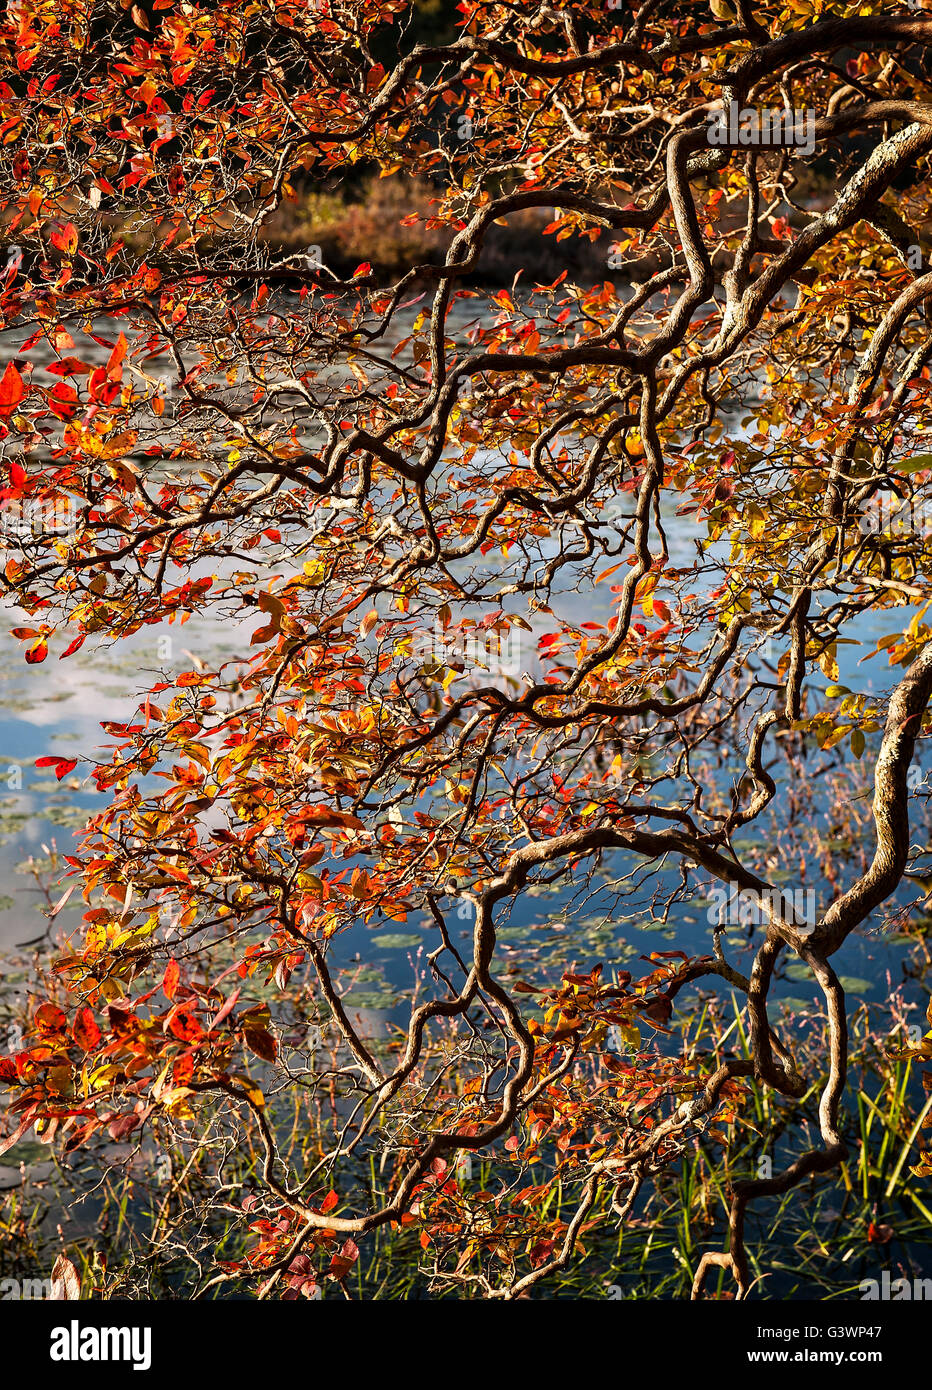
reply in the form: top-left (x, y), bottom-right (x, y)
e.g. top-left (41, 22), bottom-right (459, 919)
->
top-left (1, 0), bottom-right (932, 1299)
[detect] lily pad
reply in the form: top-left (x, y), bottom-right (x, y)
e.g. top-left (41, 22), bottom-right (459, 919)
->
top-left (342, 990), bottom-right (397, 1010)
top-left (371, 932), bottom-right (422, 950)
top-left (777, 997), bottom-right (817, 1015)
top-left (2, 1140), bottom-right (47, 1166)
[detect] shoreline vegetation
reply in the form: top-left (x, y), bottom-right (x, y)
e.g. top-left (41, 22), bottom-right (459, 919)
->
top-left (259, 175), bottom-right (613, 287)
top-left (3, 930), bottom-right (931, 1300)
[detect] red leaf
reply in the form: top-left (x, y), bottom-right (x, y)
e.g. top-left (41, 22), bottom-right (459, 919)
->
top-left (163, 958), bottom-right (180, 1000)
top-left (34, 1003), bottom-right (67, 1034)
top-left (207, 987), bottom-right (240, 1032)
top-left (173, 1053), bottom-right (195, 1085)
top-left (108, 1113), bottom-right (141, 1141)
top-left (328, 1239), bottom-right (359, 1279)
top-left (72, 1007), bottom-right (101, 1051)
top-left (168, 1006), bottom-right (205, 1043)
top-left (50, 221), bottom-right (78, 256)
top-left (45, 357), bottom-right (91, 376)
top-left (243, 1026), bottom-right (277, 1062)
top-left (0, 362), bottom-right (25, 416)
top-left (25, 638), bottom-right (48, 663)
top-left (107, 332), bottom-right (128, 379)
top-left (35, 756), bottom-right (76, 779)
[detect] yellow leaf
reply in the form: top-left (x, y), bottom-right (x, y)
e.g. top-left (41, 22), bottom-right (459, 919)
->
top-left (819, 645), bottom-right (839, 682)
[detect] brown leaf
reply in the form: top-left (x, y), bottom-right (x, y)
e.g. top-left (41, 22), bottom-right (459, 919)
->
top-left (50, 1253), bottom-right (81, 1301)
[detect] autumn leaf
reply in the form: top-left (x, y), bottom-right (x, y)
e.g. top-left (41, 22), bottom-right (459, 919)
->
top-left (243, 1026), bottom-right (278, 1063)
top-left (72, 1007), bottom-right (102, 1052)
top-left (24, 639), bottom-right (48, 663)
top-left (328, 1239), bottom-right (359, 1280)
top-left (0, 361), bottom-right (25, 415)
top-left (34, 1003), bottom-right (68, 1034)
top-left (163, 959), bottom-right (181, 1000)
top-left (38, 755), bottom-right (77, 780)
top-left (49, 222), bottom-right (78, 256)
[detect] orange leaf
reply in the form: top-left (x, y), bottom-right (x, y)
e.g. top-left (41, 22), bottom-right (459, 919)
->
top-left (163, 959), bottom-right (181, 1000)
top-left (0, 362), bottom-right (25, 416)
top-left (50, 222), bottom-right (78, 256)
top-left (72, 1007), bottom-right (101, 1051)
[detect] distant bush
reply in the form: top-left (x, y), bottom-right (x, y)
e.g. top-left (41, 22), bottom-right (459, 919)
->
top-left (262, 176), bottom-right (609, 285)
